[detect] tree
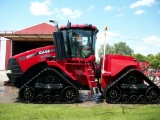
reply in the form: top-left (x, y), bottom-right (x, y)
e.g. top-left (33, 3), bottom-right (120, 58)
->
top-left (97, 42), bottom-right (134, 59)
top-left (146, 53), bottom-right (160, 69)
top-left (113, 42), bottom-right (134, 55)
top-left (147, 54), bottom-right (155, 62)
top-left (148, 53), bottom-right (160, 69)
top-left (155, 53), bottom-right (160, 60)
top-left (98, 43), bottom-right (114, 58)
top-left (150, 58), bottom-right (160, 69)
top-left (133, 53), bottom-right (147, 62)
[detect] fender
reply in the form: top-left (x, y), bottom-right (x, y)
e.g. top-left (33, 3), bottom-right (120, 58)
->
top-left (47, 61), bottom-right (76, 80)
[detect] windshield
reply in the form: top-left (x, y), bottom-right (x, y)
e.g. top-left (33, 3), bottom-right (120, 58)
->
top-left (62, 29), bottom-right (96, 58)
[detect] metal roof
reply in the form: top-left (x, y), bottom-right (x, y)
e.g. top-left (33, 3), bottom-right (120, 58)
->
top-left (0, 23), bottom-right (55, 41)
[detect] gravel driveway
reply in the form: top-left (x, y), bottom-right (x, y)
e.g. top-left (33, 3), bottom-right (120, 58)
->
top-left (0, 71), bottom-right (19, 103)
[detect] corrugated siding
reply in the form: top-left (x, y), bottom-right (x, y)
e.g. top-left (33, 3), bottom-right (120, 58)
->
top-left (0, 38), bottom-right (12, 70)
top-left (0, 39), bottom-right (6, 70)
top-left (14, 23), bottom-right (55, 34)
top-left (5, 40), bottom-right (12, 69)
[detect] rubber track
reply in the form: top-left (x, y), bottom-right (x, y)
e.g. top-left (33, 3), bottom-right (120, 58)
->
top-left (19, 68), bottom-right (79, 103)
top-left (103, 69), bottom-right (160, 104)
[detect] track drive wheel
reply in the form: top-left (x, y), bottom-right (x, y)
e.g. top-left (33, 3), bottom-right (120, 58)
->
top-left (19, 86), bottom-right (35, 102)
top-left (36, 70), bottom-right (60, 84)
top-left (62, 86), bottom-right (79, 103)
top-left (124, 71), bottom-right (142, 84)
top-left (105, 87), bottom-right (122, 103)
top-left (146, 87), bottom-right (159, 103)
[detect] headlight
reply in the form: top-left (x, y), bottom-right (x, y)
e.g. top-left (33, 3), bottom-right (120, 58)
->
top-left (6, 70), bottom-right (12, 74)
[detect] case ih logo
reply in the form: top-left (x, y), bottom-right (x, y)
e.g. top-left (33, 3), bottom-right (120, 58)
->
top-left (39, 49), bottom-right (55, 55)
top-left (19, 49), bottom-right (55, 61)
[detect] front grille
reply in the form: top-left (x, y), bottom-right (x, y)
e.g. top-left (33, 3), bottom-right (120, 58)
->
top-left (6, 58), bottom-right (23, 83)
top-left (7, 58), bottom-right (23, 73)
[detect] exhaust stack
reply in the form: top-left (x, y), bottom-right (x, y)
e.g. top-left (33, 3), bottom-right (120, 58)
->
top-left (49, 20), bottom-right (59, 32)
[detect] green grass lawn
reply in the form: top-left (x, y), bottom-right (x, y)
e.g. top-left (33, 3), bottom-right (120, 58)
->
top-left (0, 103), bottom-right (160, 120)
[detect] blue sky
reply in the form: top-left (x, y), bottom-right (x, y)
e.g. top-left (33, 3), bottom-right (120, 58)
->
top-left (0, 0), bottom-right (160, 57)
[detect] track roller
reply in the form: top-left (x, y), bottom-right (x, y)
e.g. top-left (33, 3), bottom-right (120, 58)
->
top-left (45, 95), bottom-right (52, 103)
top-left (36, 94), bottom-right (44, 103)
top-left (53, 95), bottom-right (61, 103)
top-left (122, 95), bottom-right (129, 103)
top-left (130, 95), bottom-right (138, 103)
top-left (139, 95), bottom-right (146, 103)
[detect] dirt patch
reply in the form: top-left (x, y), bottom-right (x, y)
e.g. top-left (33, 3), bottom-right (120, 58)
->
top-left (0, 71), bottom-right (19, 103)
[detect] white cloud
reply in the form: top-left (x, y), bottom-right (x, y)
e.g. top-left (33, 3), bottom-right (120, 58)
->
top-left (96, 31), bottom-right (119, 45)
top-left (130, 0), bottom-right (155, 8)
top-left (96, 31), bottom-right (120, 47)
top-left (107, 31), bottom-right (120, 37)
top-left (30, 1), bottom-right (82, 19)
top-left (56, 8), bottom-right (82, 19)
top-left (134, 46), bottom-right (148, 54)
top-left (104, 5), bottom-right (114, 11)
top-left (87, 5), bottom-right (95, 11)
top-left (30, 0), bottom-right (52, 15)
top-left (116, 13), bottom-right (124, 17)
top-left (143, 35), bottom-right (160, 47)
top-left (134, 10), bottom-right (146, 15)
top-left (96, 31), bottom-right (121, 42)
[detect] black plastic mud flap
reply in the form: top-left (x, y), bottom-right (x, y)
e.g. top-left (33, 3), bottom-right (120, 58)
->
top-left (53, 32), bottom-right (67, 60)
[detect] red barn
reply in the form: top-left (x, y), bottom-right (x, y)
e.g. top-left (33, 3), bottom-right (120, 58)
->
top-left (0, 23), bottom-right (55, 70)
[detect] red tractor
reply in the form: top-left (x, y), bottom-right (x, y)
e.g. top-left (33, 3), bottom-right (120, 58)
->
top-left (6, 20), bottom-right (160, 104)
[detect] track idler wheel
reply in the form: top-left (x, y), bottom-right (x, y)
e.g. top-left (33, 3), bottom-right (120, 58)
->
top-left (146, 87), bottom-right (159, 103)
top-left (62, 86), bottom-right (78, 103)
top-left (105, 87), bottom-right (122, 103)
top-left (45, 95), bottom-right (52, 103)
top-left (19, 86), bottom-right (35, 102)
top-left (36, 94), bottom-right (44, 103)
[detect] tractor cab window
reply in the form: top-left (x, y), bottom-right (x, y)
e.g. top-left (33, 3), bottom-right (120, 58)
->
top-left (62, 29), bottom-right (96, 58)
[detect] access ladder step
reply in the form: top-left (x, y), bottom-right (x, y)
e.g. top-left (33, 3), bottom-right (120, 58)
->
top-left (89, 75), bottom-right (94, 77)
top-left (90, 80), bottom-right (96, 83)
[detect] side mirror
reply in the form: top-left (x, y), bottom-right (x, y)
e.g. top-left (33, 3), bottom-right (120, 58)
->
top-left (95, 29), bottom-right (99, 34)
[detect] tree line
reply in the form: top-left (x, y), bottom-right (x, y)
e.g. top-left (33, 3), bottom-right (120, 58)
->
top-left (97, 42), bottom-right (160, 69)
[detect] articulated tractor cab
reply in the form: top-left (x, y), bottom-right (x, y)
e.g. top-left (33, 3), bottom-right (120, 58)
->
top-left (17, 20), bottom-right (100, 103)
top-left (6, 20), bottom-right (160, 104)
